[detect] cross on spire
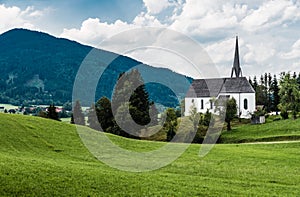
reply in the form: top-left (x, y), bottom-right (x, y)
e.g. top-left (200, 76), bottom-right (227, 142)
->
top-left (231, 36), bottom-right (242, 78)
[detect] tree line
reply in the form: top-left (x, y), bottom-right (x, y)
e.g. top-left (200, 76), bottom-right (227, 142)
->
top-left (249, 71), bottom-right (300, 119)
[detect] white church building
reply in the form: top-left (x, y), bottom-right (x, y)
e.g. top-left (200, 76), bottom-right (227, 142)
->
top-left (185, 36), bottom-right (255, 119)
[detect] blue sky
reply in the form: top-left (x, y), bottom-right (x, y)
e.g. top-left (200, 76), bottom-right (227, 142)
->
top-left (0, 0), bottom-right (300, 78)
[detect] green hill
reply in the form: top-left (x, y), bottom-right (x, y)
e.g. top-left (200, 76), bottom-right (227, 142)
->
top-left (220, 117), bottom-right (300, 143)
top-left (0, 113), bottom-right (299, 196)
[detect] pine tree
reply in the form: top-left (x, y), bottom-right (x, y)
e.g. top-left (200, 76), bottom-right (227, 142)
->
top-left (112, 69), bottom-right (151, 129)
top-left (270, 74), bottom-right (280, 112)
top-left (253, 76), bottom-right (258, 91)
top-left (73, 100), bottom-right (85, 125)
top-left (96, 97), bottom-right (118, 134)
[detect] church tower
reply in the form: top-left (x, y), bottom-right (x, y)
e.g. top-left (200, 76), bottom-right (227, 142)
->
top-left (231, 36), bottom-right (242, 78)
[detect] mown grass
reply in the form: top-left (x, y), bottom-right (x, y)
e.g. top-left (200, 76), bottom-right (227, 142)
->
top-left (0, 113), bottom-right (299, 196)
top-left (220, 116), bottom-right (300, 143)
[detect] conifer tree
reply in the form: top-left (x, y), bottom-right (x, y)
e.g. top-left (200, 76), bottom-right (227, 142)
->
top-left (87, 103), bottom-right (101, 130)
top-left (73, 100), bottom-right (85, 125)
top-left (96, 97), bottom-right (118, 134)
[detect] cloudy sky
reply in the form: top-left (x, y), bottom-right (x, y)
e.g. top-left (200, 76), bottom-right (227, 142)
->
top-left (1, 0), bottom-right (300, 78)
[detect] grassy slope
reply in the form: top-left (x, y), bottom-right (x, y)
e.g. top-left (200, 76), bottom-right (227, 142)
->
top-left (0, 113), bottom-right (299, 196)
top-left (221, 117), bottom-right (300, 143)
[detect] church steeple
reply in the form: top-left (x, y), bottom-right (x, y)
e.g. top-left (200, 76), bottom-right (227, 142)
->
top-left (231, 36), bottom-right (242, 78)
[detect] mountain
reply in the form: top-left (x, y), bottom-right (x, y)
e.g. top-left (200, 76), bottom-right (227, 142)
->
top-left (0, 28), bottom-right (192, 107)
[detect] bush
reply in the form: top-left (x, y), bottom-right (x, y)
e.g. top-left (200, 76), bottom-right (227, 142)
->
top-left (280, 110), bottom-right (289, 119)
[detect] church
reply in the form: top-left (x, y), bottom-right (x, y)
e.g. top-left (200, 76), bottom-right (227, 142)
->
top-left (185, 37), bottom-right (256, 119)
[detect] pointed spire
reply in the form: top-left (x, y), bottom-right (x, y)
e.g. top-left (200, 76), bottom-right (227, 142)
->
top-left (231, 36), bottom-right (242, 78)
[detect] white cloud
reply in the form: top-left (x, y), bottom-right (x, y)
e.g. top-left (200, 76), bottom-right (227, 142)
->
top-left (241, 0), bottom-right (300, 31)
top-left (0, 4), bottom-right (44, 33)
top-left (61, 18), bottom-right (136, 46)
top-left (243, 43), bottom-right (276, 63)
top-left (169, 1), bottom-right (250, 37)
top-left (280, 39), bottom-right (300, 59)
top-left (133, 12), bottom-right (164, 27)
top-left (58, 0), bottom-right (300, 77)
top-left (143, 0), bottom-right (171, 14)
top-left (205, 37), bottom-right (237, 64)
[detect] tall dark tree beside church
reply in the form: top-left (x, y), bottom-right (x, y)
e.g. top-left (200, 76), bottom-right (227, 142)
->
top-left (253, 76), bottom-right (258, 91)
top-left (73, 100), bottom-right (85, 125)
top-left (47, 104), bottom-right (60, 121)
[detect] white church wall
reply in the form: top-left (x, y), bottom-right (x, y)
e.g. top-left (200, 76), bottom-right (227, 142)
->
top-left (218, 93), bottom-right (255, 118)
top-left (185, 93), bottom-right (255, 119)
top-left (185, 97), bottom-right (214, 116)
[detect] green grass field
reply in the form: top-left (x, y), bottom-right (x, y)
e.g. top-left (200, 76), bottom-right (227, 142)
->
top-left (0, 113), bottom-right (299, 196)
top-left (220, 117), bottom-right (300, 143)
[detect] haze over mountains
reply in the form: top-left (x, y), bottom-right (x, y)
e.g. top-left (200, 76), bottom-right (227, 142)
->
top-left (0, 29), bottom-right (191, 107)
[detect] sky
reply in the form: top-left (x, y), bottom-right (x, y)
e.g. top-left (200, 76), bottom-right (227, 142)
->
top-left (0, 0), bottom-right (300, 79)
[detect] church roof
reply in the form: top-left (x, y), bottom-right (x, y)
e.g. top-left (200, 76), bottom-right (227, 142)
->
top-left (186, 77), bottom-right (255, 98)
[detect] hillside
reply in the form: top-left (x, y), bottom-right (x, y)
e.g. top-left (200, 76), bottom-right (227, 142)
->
top-left (0, 28), bottom-right (191, 106)
top-left (220, 117), bottom-right (300, 143)
top-left (0, 113), bottom-right (299, 196)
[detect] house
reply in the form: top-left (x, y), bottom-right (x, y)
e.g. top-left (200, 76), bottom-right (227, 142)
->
top-left (185, 36), bottom-right (255, 119)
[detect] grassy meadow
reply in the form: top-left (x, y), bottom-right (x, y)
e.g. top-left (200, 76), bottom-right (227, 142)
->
top-left (0, 113), bottom-right (299, 196)
top-left (220, 116), bottom-right (300, 143)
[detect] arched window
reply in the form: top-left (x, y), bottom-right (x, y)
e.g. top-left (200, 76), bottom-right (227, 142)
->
top-left (244, 98), bottom-right (248, 110)
top-left (192, 99), bottom-right (194, 103)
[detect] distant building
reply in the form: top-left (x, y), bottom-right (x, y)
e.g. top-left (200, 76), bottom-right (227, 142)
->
top-left (185, 36), bottom-right (256, 119)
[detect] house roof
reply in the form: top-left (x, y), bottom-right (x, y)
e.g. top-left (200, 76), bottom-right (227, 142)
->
top-left (186, 77), bottom-right (255, 98)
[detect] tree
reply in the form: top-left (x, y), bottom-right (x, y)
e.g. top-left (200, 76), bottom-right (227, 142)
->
top-left (87, 103), bottom-right (101, 130)
top-left (253, 76), bottom-right (258, 91)
top-left (215, 97), bottom-right (237, 131)
top-left (129, 84), bottom-right (151, 125)
top-left (73, 100), bottom-right (85, 125)
top-left (96, 97), bottom-right (118, 134)
top-left (112, 69), bottom-right (151, 127)
top-left (47, 104), bottom-right (60, 121)
top-left (270, 74), bottom-right (280, 112)
top-left (188, 103), bottom-right (200, 133)
top-left (278, 73), bottom-right (300, 119)
top-left (225, 98), bottom-right (237, 131)
top-left (70, 114), bottom-right (75, 124)
top-left (164, 108), bottom-right (178, 141)
top-left (297, 73), bottom-right (300, 89)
